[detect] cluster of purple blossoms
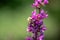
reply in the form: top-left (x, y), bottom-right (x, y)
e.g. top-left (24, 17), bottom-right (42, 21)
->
top-left (32, 0), bottom-right (49, 8)
top-left (26, 0), bottom-right (48, 40)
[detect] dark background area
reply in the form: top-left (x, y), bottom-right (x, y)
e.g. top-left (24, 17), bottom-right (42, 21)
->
top-left (0, 0), bottom-right (60, 40)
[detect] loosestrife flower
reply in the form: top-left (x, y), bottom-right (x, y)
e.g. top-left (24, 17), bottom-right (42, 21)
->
top-left (26, 0), bottom-right (48, 40)
top-left (32, 0), bottom-right (49, 8)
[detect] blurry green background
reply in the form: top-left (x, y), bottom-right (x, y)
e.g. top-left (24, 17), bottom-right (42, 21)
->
top-left (0, 0), bottom-right (60, 40)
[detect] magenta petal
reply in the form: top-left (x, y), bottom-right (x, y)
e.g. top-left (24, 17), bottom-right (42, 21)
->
top-left (37, 0), bottom-right (42, 2)
top-left (39, 34), bottom-right (44, 40)
top-left (32, 1), bottom-right (39, 7)
top-left (31, 9), bottom-right (37, 19)
top-left (32, 9), bottom-right (36, 16)
top-left (39, 19), bottom-right (43, 25)
top-left (32, 0), bottom-right (40, 7)
top-left (44, 0), bottom-right (49, 4)
top-left (27, 26), bottom-right (33, 32)
top-left (45, 13), bottom-right (48, 18)
top-left (40, 25), bottom-right (46, 32)
top-left (40, 9), bottom-right (45, 14)
top-left (40, 9), bottom-right (48, 19)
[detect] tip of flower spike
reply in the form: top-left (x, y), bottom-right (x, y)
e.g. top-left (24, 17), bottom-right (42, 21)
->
top-left (32, 0), bottom-right (41, 8)
top-left (32, 2), bottom-right (39, 8)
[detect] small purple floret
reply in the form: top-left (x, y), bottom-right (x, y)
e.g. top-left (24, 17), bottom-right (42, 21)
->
top-left (44, 0), bottom-right (49, 4)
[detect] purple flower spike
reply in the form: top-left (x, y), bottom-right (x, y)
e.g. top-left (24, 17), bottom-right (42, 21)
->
top-left (26, 0), bottom-right (48, 40)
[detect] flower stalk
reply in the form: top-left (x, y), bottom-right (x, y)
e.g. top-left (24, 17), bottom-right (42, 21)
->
top-left (26, 0), bottom-right (49, 40)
